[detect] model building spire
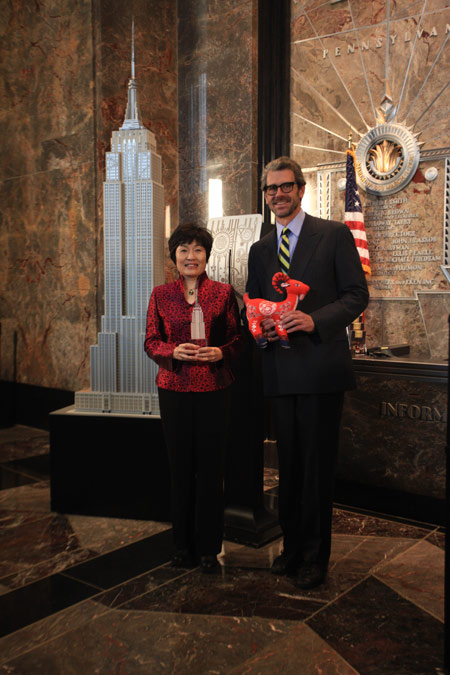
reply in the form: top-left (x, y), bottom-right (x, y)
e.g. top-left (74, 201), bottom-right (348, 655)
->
top-left (121, 19), bottom-right (144, 131)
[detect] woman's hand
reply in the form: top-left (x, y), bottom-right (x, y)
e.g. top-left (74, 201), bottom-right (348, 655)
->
top-left (173, 343), bottom-right (201, 361)
top-left (196, 346), bottom-right (223, 362)
top-left (173, 344), bottom-right (223, 362)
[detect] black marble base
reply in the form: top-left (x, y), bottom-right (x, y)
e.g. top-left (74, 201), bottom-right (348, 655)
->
top-left (50, 407), bottom-right (172, 522)
top-left (339, 357), bottom-right (447, 516)
top-left (334, 479), bottom-right (445, 526)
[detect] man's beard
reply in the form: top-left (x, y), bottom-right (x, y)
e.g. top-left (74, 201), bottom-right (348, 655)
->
top-left (271, 196), bottom-right (299, 218)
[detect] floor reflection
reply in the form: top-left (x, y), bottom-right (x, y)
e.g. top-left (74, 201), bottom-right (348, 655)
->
top-left (0, 425), bottom-right (445, 674)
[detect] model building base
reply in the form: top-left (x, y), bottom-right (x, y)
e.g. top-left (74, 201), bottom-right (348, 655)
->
top-left (50, 406), bottom-right (171, 522)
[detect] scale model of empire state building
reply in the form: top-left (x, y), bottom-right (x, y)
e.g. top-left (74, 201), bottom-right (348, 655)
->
top-left (75, 32), bottom-right (164, 416)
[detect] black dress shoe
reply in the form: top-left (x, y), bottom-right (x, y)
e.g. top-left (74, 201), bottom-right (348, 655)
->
top-left (294, 562), bottom-right (326, 590)
top-left (171, 551), bottom-right (197, 568)
top-left (271, 553), bottom-right (297, 576)
top-left (199, 555), bottom-right (219, 573)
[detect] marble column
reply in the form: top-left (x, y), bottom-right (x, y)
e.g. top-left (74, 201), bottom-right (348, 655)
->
top-left (177, 0), bottom-right (259, 225)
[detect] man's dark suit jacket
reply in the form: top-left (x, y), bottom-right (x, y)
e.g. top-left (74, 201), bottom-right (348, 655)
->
top-left (245, 213), bottom-right (369, 396)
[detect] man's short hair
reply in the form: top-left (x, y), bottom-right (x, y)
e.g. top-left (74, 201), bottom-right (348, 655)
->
top-left (168, 223), bottom-right (214, 264)
top-left (261, 156), bottom-right (306, 191)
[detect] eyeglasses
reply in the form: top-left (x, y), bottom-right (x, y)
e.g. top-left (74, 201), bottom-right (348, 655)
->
top-left (263, 182), bottom-right (296, 196)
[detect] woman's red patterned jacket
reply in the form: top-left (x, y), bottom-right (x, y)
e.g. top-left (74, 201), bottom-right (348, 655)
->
top-left (144, 272), bottom-right (243, 392)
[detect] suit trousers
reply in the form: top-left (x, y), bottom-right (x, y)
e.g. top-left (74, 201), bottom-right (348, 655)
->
top-left (270, 391), bottom-right (344, 569)
top-left (158, 386), bottom-right (231, 557)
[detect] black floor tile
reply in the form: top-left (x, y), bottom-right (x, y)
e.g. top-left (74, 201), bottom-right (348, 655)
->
top-left (123, 566), bottom-right (324, 621)
top-left (61, 528), bottom-right (174, 590)
top-left (307, 576), bottom-right (444, 674)
top-left (0, 465), bottom-right (36, 491)
top-left (0, 574), bottom-right (99, 638)
top-left (4, 454), bottom-right (50, 481)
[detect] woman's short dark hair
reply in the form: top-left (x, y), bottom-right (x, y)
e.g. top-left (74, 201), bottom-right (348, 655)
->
top-left (168, 224), bottom-right (214, 264)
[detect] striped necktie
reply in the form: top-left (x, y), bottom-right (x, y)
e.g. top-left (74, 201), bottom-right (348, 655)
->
top-left (278, 227), bottom-right (290, 274)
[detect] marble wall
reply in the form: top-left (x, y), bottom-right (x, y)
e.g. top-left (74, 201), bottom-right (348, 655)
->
top-left (177, 0), bottom-right (259, 226)
top-left (290, 0), bottom-right (450, 361)
top-left (0, 0), bottom-right (178, 392)
top-left (0, 0), bottom-right (97, 392)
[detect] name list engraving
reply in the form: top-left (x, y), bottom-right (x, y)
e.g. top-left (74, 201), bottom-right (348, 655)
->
top-left (360, 168), bottom-right (445, 298)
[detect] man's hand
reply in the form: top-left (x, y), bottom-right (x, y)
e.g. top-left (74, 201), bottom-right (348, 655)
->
top-left (280, 310), bottom-right (315, 334)
top-left (261, 318), bottom-right (279, 341)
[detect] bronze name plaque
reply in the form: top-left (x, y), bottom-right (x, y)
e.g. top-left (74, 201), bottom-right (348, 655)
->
top-left (359, 162), bottom-right (446, 298)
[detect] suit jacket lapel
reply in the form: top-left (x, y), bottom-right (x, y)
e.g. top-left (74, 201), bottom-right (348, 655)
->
top-left (289, 213), bottom-right (321, 280)
top-left (262, 230), bottom-right (281, 280)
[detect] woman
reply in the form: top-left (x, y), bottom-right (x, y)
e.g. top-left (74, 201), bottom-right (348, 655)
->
top-left (144, 223), bottom-right (242, 572)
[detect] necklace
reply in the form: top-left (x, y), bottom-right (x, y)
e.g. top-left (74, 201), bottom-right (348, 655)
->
top-left (188, 289), bottom-right (195, 295)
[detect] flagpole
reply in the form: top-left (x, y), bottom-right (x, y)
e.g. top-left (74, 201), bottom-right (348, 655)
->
top-left (345, 130), bottom-right (369, 355)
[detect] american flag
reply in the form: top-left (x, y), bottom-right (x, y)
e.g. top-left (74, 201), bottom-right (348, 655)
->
top-left (345, 148), bottom-right (371, 276)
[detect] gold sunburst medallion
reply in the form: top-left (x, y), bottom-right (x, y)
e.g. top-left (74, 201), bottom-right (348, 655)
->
top-left (355, 123), bottom-right (420, 196)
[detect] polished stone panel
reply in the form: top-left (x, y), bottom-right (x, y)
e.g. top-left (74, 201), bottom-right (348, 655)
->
top-left (0, 574), bottom-right (99, 638)
top-left (66, 515), bottom-right (169, 554)
top-left (428, 529), bottom-right (445, 551)
top-left (64, 529), bottom-right (173, 590)
top-left (332, 508), bottom-right (435, 538)
top-left (0, 507), bottom-right (170, 593)
top-left (3, 454), bottom-right (50, 482)
top-left (0, 599), bottom-right (105, 667)
top-left (375, 539), bottom-right (444, 620)
top-left (0, 426), bottom-right (49, 461)
top-left (0, 467), bottom-right (36, 491)
top-left (0, 481), bottom-right (50, 515)
top-left (0, 510), bottom-right (50, 534)
top-left (0, 514), bottom-right (82, 581)
top-left (94, 565), bottom-right (192, 610)
top-left (0, 610), bottom-right (298, 674)
top-left (308, 576), bottom-right (444, 675)
top-left (230, 622), bottom-right (359, 675)
top-left (122, 566), bottom-right (326, 621)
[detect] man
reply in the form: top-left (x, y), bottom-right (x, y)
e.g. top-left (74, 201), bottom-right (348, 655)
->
top-left (246, 157), bottom-right (369, 589)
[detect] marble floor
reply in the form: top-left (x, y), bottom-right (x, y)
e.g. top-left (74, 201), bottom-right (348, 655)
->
top-left (0, 425), bottom-right (446, 674)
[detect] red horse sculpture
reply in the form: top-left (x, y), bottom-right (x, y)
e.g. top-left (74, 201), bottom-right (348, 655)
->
top-left (244, 272), bottom-right (310, 348)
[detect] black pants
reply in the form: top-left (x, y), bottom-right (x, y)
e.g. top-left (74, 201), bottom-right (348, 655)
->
top-left (158, 387), bottom-right (231, 557)
top-left (270, 391), bottom-right (344, 569)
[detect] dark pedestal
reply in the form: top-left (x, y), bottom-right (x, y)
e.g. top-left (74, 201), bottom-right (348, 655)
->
top-left (338, 356), bottom-right (447, 524)
top-left (50, 409), bottom-right (171, 522)
top-left (223, 343), bottom-right (281, 546)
